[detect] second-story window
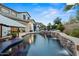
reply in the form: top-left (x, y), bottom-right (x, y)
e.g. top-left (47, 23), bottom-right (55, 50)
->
top-left (28, 17), bottom-right (30, 20)
top-left (23, 15), bottom-right (26, 19)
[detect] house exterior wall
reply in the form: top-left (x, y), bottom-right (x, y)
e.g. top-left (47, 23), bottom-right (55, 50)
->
top-left (18, 21), bottom-right (34, 32)
top-left (0, 5), bottom-right (17, 17)
top-left (28, 21), bottom-right (34, 32)
top-left (0, 4), bottom-right (34, 34)
top-left (17, 13), bottom-right (30, 20)
top-left (0, 4), bottom-right (30, 21)
top-left (17, 21), bottom-right (30, 32)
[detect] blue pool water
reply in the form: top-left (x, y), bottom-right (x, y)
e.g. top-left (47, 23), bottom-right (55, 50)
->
top-left (24, 34), bottom-right (70, 56)
top-left (5, 34), bottom-right (70, 56)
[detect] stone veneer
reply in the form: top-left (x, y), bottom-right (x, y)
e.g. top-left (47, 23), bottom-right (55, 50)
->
top-left (50, 31), bottom-right (79, 56)
top-left (41, 30), bottom-right (79, 56)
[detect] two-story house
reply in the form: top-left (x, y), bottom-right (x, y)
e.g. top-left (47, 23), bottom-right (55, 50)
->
top-left (0, 4), bottom-right (34, 41)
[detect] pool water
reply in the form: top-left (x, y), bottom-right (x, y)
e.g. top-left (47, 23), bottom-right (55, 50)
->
top-left (7, 34), bottom-right (70, 56)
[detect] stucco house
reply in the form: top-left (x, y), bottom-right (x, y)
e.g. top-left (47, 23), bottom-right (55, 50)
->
top-left (0, 4), bottom-right (35, 41)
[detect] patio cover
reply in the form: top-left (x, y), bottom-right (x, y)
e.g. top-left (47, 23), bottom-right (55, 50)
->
top-left (0, 14), bottom-right (26, 28)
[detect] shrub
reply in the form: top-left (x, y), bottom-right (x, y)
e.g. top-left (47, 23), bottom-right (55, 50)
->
top-left (11, 32), bottom-right (19, 38)
top-left (56, 24), bottom-right (65, 32)
top-left (52, 24), bottom-right (57, 29)
top-left (70, 28), bottom-right (79, 38)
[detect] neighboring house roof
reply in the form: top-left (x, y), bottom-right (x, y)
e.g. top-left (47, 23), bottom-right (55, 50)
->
top-left (0, 14), bottom-right (26, 28)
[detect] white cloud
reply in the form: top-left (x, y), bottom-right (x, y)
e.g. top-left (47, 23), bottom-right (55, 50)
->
top-left (35, 8), bottom-right (62, 25)
top-left (32, 7), bottom-right (68, 25)
top-left (40, 8), bottom-right (62, 19)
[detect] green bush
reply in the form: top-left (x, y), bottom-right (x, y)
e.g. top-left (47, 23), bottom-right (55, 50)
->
top-left (11, 32), bottom-right (19, 38)
top-left (65, 31), bottom-right (71, 35)
top-left (56, 24), bottom-right (65, 32)
top-left (70, 28), bottom-right (79, 38)
top-left (52, 24), bottom-right (57, 29)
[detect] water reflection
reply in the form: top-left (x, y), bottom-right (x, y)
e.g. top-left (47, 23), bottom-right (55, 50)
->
top-left (27, 34), bottom-right (70, 56)
top-left (4, 34), bottom-right (36, 56)
top-left (4, 34), bottom-right (70, 56)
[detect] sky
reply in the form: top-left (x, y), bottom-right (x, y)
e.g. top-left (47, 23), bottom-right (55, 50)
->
top-left (4, 3), bottom-right (77, 25)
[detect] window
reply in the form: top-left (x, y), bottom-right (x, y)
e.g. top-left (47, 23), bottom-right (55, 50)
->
top-left (28, 17), bottom-right (30, 20)
top-left (23, 15), bottom-right (26, 19)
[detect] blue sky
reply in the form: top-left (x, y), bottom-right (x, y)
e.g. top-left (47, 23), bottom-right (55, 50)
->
top-left (4, 3), bottom-right (77, 25)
